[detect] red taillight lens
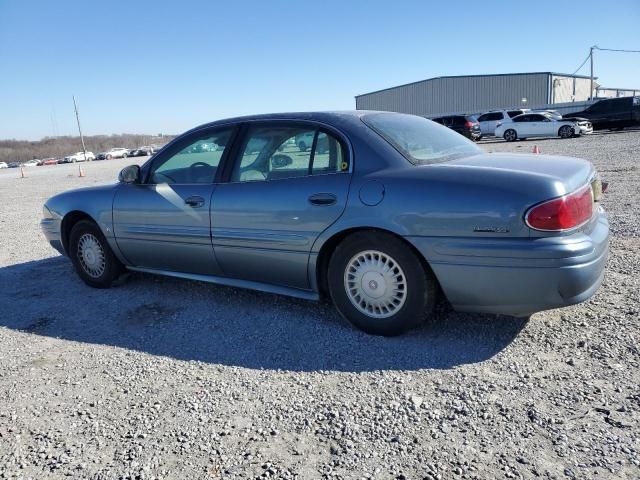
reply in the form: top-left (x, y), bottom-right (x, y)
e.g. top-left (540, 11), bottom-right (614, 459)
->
top-left (465, 121), bottom-right (473, 128)
top-left (525, 184), bottom-right (593, 231)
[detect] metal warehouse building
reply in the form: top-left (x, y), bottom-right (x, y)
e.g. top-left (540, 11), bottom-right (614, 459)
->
top-left (355, 72), bottom-right (597, 117)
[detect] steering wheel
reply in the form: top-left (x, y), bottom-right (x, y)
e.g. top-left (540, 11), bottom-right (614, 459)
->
top-left (190, 162), bottom-right (210, 169)
top-left (189, 162), bottom-right (213, 182)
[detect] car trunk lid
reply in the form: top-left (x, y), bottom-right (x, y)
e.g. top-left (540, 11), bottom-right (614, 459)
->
top-left (442, 152), bottom-right (595, 196)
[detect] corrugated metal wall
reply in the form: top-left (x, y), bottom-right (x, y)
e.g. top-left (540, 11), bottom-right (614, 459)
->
top-left (596, 88), bottom-right (639, 98)
top-left (550, 75), bottom-right (594, 102)
top-left (355, 73), bottom-right (551, 116)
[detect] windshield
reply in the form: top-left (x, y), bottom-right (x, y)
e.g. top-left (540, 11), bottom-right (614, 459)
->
top-left (362, 113), bottom-right (482, 165)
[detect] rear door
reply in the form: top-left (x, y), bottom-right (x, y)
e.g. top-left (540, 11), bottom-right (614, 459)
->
top-left (478, 112), bottom-right (502, 135)
top-left (211, 122), bottom-right (351, 290)
top-left (112, 126), bottom-right (236, 275)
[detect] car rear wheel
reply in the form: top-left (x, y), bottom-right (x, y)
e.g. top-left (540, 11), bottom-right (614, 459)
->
top-left (503, 129), bottom-right (517, 142)
top-left (559, 125), bottom-right (574, 139)
top-left (69, 220), bottom-right (123, 288)
top-left (106, 154), bottom-right (112, 160)
top-left (123, 153), bottom-right (128, 158)
top-left (328, 231), bottom-right (436, 336)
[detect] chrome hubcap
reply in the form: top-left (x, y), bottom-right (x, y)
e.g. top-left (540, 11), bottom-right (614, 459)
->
top-left (77, 233), bottom-right (106, 278)
top-left (344, 250), bottom-right (407, 319)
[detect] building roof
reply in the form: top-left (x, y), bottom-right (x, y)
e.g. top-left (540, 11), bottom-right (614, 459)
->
top-left (355, 72), bottom-right (597, 98)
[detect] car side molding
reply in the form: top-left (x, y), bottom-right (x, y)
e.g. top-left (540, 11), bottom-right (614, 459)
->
top-left (126, 266), bottom-right (320, 301)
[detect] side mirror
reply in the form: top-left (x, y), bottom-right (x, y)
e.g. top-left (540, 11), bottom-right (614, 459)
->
top-left (119, 164), bottom-right (141, 184)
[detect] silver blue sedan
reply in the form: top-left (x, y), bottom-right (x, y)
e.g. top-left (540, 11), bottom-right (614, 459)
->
top-left (41, 112), bottom-right (609, 336)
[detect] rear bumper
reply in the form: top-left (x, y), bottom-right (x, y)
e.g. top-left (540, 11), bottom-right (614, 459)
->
top-left (406, 209), bottom-right (609, 317)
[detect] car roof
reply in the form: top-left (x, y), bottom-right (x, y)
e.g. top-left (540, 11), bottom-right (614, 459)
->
top-left (186, 110), bottom-right (386, 131)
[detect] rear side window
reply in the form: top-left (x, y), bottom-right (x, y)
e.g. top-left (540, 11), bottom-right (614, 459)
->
top-left (507, 110), bottom-right (523, 118)
top-left (362, 113), bottom-right (482, 166)
top-left (232, 125), bottom-right (347, 182)
top-left (487, 112), bottom-right (503, 121)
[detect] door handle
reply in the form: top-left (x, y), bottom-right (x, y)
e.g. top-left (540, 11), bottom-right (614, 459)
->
top-left (184, 196), bottom-right (205, 208)
top-left (308, 193), bottom-right (337, 206)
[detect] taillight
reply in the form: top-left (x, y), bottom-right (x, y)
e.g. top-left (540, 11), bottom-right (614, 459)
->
top-left (525, 184), bottom-right (593, 231)
top-left (465, 121), bottom-right (474, 128)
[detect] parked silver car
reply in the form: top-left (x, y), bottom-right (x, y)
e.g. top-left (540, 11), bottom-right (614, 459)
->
top-left (477, 109), bottom-right (529, 137)
top-left (41, 112), bottom-right (609, 336)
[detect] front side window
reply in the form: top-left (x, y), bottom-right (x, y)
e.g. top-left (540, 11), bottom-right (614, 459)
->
top-left (232, 125), bottom-right (347, 182)
top-left (362, 113), bottom-right (482, 166)
top-left (148, 128), bottom-right (232, 184)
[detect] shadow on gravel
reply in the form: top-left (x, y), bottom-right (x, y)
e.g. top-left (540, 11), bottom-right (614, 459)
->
top-left (0, 257), bottom-right (528, 372)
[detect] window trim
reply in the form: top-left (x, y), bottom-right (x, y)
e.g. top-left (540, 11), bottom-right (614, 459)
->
top-left (220, 120), bottom-right (352, 184)
top-left (142, 125), bottom-right (239, 185)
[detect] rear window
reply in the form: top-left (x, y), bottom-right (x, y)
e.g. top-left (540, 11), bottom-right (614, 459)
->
top-left (362, 113), bottom-right (482, 166)
top-left (507, 110), bottom-right (523, 118)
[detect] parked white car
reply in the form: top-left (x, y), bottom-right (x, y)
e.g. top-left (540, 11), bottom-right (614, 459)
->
top-left (476, 109), bottom-right (529, 137)
top-left (22, 159), bottom-right (41, 167)
top-left (495, 113), bottom-right (581, 142)
top-left (62, 151), bottom-right (95, 163)
top-left (0, 162), bottom-right (8, 169)
top-left (97, 148), bottom-right (129, 160)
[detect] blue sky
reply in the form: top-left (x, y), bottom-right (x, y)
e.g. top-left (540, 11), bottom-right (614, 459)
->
top-left (1, 0), bottom-right (639, 140)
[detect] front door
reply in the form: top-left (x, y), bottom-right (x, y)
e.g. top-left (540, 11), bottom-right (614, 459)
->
top-left (211, 123), bottom-right (351, 290)
top-left (112, 127), bottom-right (235, 275)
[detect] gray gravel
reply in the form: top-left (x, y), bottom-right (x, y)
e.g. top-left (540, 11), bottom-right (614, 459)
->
top-left (0, 131), bottom-right (639, 479)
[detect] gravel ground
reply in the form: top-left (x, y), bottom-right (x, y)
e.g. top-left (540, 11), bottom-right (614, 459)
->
top-left (0, 131), bottom-right (638, 480)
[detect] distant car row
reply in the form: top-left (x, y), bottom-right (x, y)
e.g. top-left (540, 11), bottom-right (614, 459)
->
top-left (0, 145), bottom-right (165, 168)
top-left (431, 96), bottom-right (639, 142)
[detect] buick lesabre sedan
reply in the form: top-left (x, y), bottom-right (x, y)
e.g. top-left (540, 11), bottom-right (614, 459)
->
top-left (41, 112), bottom-right (609, 336)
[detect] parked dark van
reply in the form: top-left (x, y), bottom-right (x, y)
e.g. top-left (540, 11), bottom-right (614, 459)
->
top-left (563, 96), bottom-right (640, 130)
top-left (431, 115), bottom-right (481, 140)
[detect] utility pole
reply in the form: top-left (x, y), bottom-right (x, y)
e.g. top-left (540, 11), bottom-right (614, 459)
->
top-left (73, 96), bottom-right (88, 162)
top-left (589, 46), bottom-right (594, 101)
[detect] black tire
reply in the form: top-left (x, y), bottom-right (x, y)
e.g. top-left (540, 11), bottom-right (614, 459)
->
top-left (68, 220), bottom-right (123, 288)
top-left (559, 125), bottom-right (574, 139)
top-left (106, 154), bottom-right (112, 160)
top-left (503, 129), bottom-right (517, 142)
top-left (328, 231), bottom-right (437, 336)
top-left (123, 153), bottom-right (128, 158)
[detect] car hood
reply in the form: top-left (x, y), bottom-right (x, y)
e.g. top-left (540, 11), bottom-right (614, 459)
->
top-left (438, 152), bottom-right (595, 195)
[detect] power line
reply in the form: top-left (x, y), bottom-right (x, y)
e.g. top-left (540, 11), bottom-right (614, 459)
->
top-left (571, 52), bottom-right (591, 75)
top-left (595, 46), bottom-right (640, 53)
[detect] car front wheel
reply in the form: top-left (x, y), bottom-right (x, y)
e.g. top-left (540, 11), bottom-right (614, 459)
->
top-left (328, 231), bottom-right (436, 336)
top-left (559, 125), bottom-right (574, 139)
top-left (123, 153), bottom-right (128, 158)
top-left (69, 220), bottom-right (123, 288)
